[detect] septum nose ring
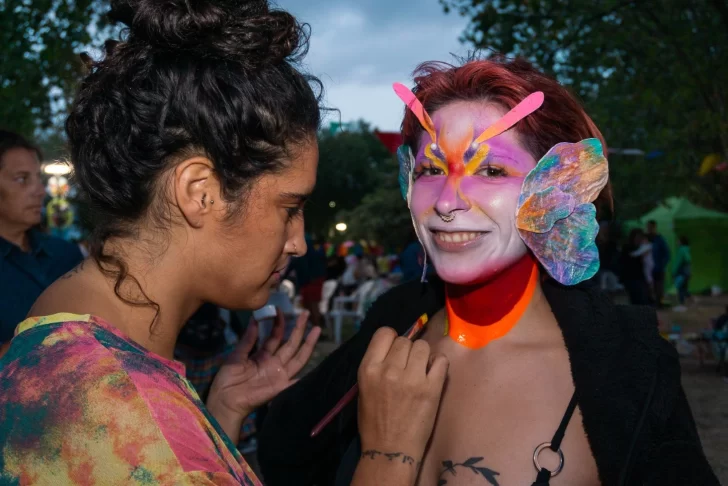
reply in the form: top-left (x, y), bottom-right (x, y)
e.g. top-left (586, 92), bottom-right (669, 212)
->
top-left (439, 212), bottom-right (455, 223)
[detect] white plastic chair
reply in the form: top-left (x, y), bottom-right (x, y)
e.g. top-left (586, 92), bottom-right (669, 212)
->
top-left (255, 291), bottom-right (299, 346)
top-left (329, 280), bottom-right (376, 345)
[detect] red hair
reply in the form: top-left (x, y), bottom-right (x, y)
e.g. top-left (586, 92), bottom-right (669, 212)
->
top-left (401, 56), bottom-right (613, 219)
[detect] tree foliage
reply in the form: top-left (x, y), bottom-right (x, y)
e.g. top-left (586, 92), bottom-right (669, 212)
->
top-left (305, 123), bottom-right (396, 238)
top-left (1, 0), bottom-right (109, 137)
top-left (441, 0), bottom-right (728, 216)
top-left (335, 174), bottom-right (412, 250)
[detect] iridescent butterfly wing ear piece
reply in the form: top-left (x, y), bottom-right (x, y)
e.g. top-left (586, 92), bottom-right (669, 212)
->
top-left (397, 144), bottom-right (415, 205)
top-left (516, 138), bottom-right (609, 285)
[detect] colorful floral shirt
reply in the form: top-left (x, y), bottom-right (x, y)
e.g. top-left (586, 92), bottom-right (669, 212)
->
top-left (0, 313), bottom-right (262, 485)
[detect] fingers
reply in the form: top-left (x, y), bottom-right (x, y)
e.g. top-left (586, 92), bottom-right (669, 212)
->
top-left (276, 310), bottom-right (310, 364)
top-left (426, 353), bottom-right (449, 392)
top-left (262, 308), bottom-right (285, 355)
top-left (403, 339), bottom-right (430, 377)
top-left (360, 327), bottom-right (398, 367)
top-left (384, 337), bottom-right (413, 370)
top-left (285, 325), bottom-right (321, 377)
top-left (227, 319), bottom-right (258, 362)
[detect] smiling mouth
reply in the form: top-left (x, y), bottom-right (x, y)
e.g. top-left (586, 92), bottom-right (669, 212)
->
top-left (433, 231), bottom-right (487, 244)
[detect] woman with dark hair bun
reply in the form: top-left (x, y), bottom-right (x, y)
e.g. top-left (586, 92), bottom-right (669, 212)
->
top-left (0, 1), bottom-right (449, 484)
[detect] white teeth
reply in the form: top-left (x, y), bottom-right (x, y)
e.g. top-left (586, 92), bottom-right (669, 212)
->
top-left (436, 231), bottom-right (482, 243)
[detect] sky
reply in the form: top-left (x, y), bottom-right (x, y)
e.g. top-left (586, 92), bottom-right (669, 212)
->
top-left (274, 0), bottom-right (470, 132)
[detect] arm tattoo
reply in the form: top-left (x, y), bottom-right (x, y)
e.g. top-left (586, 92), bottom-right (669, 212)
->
top-left (361, 449), bottom-right (418, 468)
top-left (438, 457), bottom-right (500, 486)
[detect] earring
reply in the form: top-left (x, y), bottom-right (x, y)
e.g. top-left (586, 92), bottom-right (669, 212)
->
top-left (209, 199), bottom-right (214, 205)
top-left (201, 194), bottom-right (206, 206)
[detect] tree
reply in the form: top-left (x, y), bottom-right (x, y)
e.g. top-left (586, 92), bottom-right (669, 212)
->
top-left (335, 176), bottom-right (413, 250)
top-left (440, 0), bottom-right (728, 216)
top-left (1, 0), bottom-right (109, 137)
top-left (306, 122), bottom-right (395, 238)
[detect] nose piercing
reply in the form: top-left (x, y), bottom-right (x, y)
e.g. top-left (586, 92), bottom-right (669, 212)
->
top-left (440, 212), bottom-right (455, 223)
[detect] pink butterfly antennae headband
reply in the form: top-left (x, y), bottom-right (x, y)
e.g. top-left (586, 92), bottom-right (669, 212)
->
top-left (392, 82), bottom-right (545, 143)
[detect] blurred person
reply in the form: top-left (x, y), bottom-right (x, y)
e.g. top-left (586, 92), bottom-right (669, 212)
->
top-left (646, 220), bottom-right (670, 306)
top-left (620, 229), bottom-right (652, 305)
top-left (0, 1), bottom-right (448, 485)
top-left (340, 254), bottom-right (360, 294)
top-left (286, 235), bottom-right (327, 331)
top-left (595, 220), bottom-right (619, 292)
top-left (258, 56), bottom-right (717, 485)
top-left (399, 227), bottom-right (427, 282)
top-left (673, 236), bottom-right (692, 311)
top-left (0, 130), bottom-right (83, 343)
top-left (629, 231), bottom-right (655, 302)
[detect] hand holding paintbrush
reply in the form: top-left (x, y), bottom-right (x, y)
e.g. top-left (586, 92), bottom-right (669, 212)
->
top-left (348, 323), bottom-right (449, 485)
top-left (310, 314), bottom-right (432, 437)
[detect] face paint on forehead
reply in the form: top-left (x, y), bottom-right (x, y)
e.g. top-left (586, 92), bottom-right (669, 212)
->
top-left (409, 94), bottom-right (544, 179)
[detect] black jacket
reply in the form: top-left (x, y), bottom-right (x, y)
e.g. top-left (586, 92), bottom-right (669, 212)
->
top-left (258, 278), bottom-right (719, 485)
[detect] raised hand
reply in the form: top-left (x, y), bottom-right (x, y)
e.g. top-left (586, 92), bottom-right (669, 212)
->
top-left (207, 309), bottom-right (321, 442)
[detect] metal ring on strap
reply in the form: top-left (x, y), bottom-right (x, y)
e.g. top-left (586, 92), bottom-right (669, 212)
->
top-left (533, 441), bottom-right (565, 477)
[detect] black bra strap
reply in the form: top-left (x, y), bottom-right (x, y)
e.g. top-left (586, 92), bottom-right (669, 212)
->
top-left (552, 391), bottom-right (579, 451)
top-left (531, 390), bottom-right (578, 486)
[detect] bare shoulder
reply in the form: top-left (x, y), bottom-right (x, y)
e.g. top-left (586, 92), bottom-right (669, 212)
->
top-left (30, 259), bottom-right (106, 317)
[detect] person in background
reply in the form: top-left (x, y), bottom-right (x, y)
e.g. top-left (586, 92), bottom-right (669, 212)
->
top-left (619, 229), bottom-right (652, 305)
top-left (286, 235), bottom-right (327, 331)
top-left (629, 231), bottom-right (655, 303)
top-left (646, 220), bottom-right (670, 306)
top-left (673, 236), bottom-right (692, 311)
top-left (0, 130), bottom-right (83, 343)
top-left (595, 220), bottom-right (619, 292)
top-left (399, 228), bottom-right (426, 283)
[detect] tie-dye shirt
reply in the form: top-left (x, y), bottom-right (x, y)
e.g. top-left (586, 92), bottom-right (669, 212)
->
top-left (0, 313), bottom-right (262, 485)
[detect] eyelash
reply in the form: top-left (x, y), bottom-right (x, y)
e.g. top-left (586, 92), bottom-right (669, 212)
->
top-left (414, 165), bottom-right (445, 179)
top-left (477, 165), bottom-right (507, 177)
top-left (286, 205), bottom-right (304, 221)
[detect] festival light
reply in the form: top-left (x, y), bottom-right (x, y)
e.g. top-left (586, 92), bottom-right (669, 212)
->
top-left (43, 162), bottom-right (72, 175)
top-left (335, 222), bottom-right (347, 232)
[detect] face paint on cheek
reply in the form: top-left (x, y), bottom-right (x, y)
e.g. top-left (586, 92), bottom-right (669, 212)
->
top-left (410, 177), bottom-right (446, 219)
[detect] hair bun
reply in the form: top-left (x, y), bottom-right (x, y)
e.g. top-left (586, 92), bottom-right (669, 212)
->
top-left (109, 0), bottom-right (303, 68)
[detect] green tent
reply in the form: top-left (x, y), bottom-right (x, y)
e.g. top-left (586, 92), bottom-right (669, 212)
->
top-left (639, 197), bottom-right (728, 292)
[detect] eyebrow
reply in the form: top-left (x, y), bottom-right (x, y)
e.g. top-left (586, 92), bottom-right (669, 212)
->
top-left (280, 191), bottom-right (311, 202)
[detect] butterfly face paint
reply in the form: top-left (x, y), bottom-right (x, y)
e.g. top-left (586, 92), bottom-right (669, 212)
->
top-left (404, 96), bottom-right (544, 286)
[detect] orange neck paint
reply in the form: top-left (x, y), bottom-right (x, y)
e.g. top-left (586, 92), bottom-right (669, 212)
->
top-left (444, 254), bottom-right (539, 349)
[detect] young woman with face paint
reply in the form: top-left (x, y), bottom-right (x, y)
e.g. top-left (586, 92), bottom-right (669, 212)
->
top-left (0, 1), bottom-right (449, 484)
top-left (258, 57), bottom-right (718, 486)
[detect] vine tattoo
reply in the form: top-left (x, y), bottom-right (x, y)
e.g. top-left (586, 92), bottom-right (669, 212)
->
top-left (60, 261), bottom-right (86, 280)
top-left (438, 457), bottom-right (500, 486)
top-left (361, 449), bottom-right (419, 468)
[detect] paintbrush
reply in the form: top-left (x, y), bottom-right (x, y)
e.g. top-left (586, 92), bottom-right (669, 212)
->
top-left (309, 314), bottom-right (430, 438)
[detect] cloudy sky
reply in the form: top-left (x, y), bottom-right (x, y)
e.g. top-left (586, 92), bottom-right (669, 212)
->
top-left (274, 0), bottom-right (471, 132)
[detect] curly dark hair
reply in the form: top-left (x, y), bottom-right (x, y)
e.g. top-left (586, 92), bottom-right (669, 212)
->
top-left (66, 0), bottom-right (322, 320)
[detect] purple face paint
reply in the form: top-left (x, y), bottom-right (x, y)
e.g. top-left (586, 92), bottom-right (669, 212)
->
top-left (410, 101), bottom-right (538, 285)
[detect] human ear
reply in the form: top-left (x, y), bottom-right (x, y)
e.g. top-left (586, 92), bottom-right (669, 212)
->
top-left (173, 157), bottom-right (220, 228)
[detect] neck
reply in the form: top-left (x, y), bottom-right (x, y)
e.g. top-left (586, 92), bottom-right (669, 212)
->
top-left (92, 239), bottom-right (201, 359)
top-left (0, 220), bottom-right (30, 252)
top-left (445, 253), bottom-right (538, 349)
